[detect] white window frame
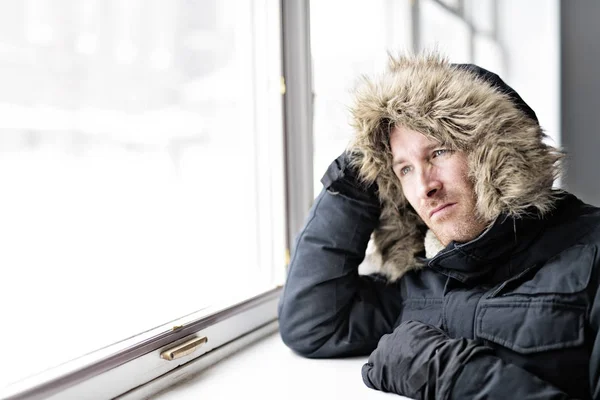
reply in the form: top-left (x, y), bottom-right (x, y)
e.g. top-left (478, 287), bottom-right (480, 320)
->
top-left (281, 0), bottom-right (314, 250)
top-left (3, 289), bottom-right (281, 400)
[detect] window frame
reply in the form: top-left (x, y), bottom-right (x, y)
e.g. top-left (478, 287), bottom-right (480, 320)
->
top-left (0, 0), bottom-right (307, 398)
top-left (2, 289), bottom-right (281, 400)
top-left (281, 0), bottom-right (314, 253)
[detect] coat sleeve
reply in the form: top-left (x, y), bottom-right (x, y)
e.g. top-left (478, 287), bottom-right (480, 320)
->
top-left (362, 320), bottom-right (580, 400)
top-left (277, 185), bottom-right (405, 358)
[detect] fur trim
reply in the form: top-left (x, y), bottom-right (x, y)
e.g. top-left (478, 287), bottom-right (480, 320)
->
top-left (424, 229), bottom-right (445, 258)
top-left (349, 53), bottom-right (564, 281)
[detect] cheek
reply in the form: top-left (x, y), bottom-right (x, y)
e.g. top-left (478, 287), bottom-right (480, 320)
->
top-left (444, 160), bottom-right (472, 188)
top-left (400, 181), bottom-right (419, 210)
top-left (451, 155), bottom-right (472, 180)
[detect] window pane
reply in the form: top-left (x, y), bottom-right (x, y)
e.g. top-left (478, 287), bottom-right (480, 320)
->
top-left (466, 0), bottom-right (495, 33)
top-left (474, 34), bottom-right (505, 77)
top-left (0, 0), bottom-right (284, 388)
top-left (437, 0), bottom-right (461, 11)
top-left (310, 0), bottom-right (411, 193)
top-left (420, 0), bottom-right (471, 62)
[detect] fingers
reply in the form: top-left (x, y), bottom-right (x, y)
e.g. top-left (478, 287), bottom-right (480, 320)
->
top-left (361, 362), bottom-right (377, 389)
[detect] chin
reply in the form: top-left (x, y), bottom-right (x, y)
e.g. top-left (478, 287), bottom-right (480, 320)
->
top-left (433, 227), bottom-right (478, 246)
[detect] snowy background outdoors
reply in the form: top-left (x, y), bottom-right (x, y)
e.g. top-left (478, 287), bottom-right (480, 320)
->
top-left (0, 0), bottom-right (284, 388)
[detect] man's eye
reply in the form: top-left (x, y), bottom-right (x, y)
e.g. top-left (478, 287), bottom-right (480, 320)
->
top-left (400, 166), bottom-right (411, 176)
top-left (433, 149), bottom-right (449, 157)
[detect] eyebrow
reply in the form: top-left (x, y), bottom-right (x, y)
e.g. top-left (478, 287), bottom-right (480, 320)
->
top-left (392, 144), bottom-right (440, 166)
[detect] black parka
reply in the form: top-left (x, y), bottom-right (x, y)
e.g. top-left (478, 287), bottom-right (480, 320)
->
top-left (278, 54), bottom-right (600, 399)
top-left (278, 182), bottom-right (600, 399)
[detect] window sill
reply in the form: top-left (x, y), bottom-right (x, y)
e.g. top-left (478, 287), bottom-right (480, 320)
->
top-left (142, 326), bottom-right (407, 400)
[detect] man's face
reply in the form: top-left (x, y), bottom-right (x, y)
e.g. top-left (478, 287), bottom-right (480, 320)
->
top-left (389, 125), bottom-right (489, 246)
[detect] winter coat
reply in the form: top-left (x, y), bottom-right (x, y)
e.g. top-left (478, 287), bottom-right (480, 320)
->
top-left (277, 54), bottom-right (600, 399)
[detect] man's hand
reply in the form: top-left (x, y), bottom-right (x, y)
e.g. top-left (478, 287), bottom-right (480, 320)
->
top-left (362, 320), bottom-right (494, 399)
top-left (321, 151), bottom-right (380, 206)
top-left (361, 320), bottom-right (448, 398)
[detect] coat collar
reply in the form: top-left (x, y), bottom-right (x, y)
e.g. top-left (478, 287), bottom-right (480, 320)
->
top-left (424, 212), bottom-right (546, 283)
top-left (422, 193), bottom-right (583, 284)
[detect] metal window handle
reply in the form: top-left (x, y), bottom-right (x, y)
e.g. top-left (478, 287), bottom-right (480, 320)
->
top-left (160, 336), bottom-right (208, 361)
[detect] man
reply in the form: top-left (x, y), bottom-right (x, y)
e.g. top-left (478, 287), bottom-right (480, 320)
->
top-left (278, 53), bottom-right (600, 399)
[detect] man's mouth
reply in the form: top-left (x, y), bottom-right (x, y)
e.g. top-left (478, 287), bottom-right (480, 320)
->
top-left (429, 203), bottom-right (456, 218)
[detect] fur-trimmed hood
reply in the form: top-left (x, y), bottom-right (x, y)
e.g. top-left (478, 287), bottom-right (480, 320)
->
top-left (349, 53), bottom-right (563, 281)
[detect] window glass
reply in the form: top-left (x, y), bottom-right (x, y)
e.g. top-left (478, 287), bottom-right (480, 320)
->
top-left (0, 0), bottom-right (284, 387)
top-left (310, 0), bottom-right (411, 193)
top-left (437, 0), bottom-right (461, 11)
top-left (420, 0), bottom-right (471, 63)
top-left (474, 34), bottom-right (505, 77)
top-left (466, 0), bottom-right (495, 33)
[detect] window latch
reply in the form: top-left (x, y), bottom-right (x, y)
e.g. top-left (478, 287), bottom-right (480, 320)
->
top-left (160, 336), bottom-right (208, 361)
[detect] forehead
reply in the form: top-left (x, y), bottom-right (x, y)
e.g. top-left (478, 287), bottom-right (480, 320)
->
top-left (389, 126), bottom-right (441, 160)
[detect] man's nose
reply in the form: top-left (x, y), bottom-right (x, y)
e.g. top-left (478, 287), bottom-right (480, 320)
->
top-left (417, 168), bottom-right (442, 199)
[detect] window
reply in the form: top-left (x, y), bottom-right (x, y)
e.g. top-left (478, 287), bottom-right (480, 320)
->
top-left (309, 0), bottom-right (411, 193)
top-left (420, 0), bottom-right (471, 63)
top-left (465, 0), bottom-right (506, 76)
top-left (1, 0), bottom-right (285, 397)
top-left (467, 0), bottom-right (495, 33)
top-left (310, 0), bottom-right (507, 190)
top-left (2, 0), bottom-right (521, 397)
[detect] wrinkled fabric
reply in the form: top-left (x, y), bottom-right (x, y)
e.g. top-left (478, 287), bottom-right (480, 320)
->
top-left (362, 320), bottom-right (571, 400)
top-left (279, 54), bottom-right (591, 399)
top-left (278, 183), bottom-right (600, 399)
top-left (361, 321), bottom-right (449, 397)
